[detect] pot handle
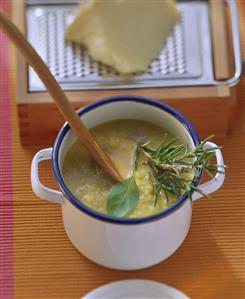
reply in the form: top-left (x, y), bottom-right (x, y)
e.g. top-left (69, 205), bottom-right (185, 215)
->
top-left (192, 142), bottom-right (225, 201)
top-left (31, 148), bottom-right (65, 204)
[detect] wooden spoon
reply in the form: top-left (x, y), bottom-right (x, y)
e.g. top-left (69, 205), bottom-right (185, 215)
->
top-left (0, 9), bottom-right (122, 181)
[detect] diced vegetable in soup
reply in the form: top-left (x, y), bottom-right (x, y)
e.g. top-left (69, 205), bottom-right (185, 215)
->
top-left (62, 119), bottom-right (194, 218)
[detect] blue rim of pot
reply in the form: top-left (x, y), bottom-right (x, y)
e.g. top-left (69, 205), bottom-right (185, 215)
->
top-left (52, 95), bottom-right (202, 225)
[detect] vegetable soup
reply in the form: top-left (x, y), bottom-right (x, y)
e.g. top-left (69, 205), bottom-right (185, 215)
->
top-left (62, 119), bottom-right (193, 218)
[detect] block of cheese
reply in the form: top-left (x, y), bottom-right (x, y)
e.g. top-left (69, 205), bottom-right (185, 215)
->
top-left (65, 0), bottom-right (179, 74)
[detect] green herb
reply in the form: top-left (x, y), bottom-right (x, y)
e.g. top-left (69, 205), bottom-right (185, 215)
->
top-left (141, 135), bottom-right (225, 206)
top-left (106, 135), bottom-right (225, 217)
top-left (106, 147), bottom-right (139, 217)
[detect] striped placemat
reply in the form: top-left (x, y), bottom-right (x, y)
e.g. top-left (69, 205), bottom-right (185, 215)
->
top-left (0, 1), bottom-right (245, 298)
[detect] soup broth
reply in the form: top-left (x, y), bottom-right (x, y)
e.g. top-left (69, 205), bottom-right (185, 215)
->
top-left (62, 119), bottom-right (190, 218)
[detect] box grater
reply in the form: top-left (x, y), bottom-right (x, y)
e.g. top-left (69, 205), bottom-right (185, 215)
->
top-left (13, 0), bottom-right (243, 145)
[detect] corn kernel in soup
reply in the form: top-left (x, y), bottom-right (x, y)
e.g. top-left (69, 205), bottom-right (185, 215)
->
top-left (61, 119), bottom-right (191, 218)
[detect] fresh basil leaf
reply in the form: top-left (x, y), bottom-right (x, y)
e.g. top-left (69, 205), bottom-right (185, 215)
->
top-left (106, 175), bottom-right (139, 217)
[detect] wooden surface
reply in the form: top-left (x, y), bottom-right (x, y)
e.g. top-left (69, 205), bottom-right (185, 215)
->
top-left (18, 91), bottom-right (237, 145)
top-left (0, 1), bottom-right (245, 299)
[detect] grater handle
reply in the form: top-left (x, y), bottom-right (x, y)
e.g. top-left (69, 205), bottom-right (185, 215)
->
top-left (210, 0), bottom-right (230, 80)
top-left (213, 0), bottom-right (243, 87)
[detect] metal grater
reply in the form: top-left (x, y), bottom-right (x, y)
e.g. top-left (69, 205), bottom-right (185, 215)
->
top-left (26, 0), bottom-right (241, 91)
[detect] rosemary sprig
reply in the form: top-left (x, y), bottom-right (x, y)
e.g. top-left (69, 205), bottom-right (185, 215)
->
top-left (106, 135), bottom-right (225, 217)
top-left (141, 135), bottom-right (225, 206)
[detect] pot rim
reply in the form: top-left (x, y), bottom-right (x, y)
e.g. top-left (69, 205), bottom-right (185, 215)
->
top-left (52, 95), bottom-right (202, 225)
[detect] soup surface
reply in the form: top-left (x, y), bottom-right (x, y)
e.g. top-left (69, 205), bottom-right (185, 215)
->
top-left (62, 119), bottom-right (190, 218)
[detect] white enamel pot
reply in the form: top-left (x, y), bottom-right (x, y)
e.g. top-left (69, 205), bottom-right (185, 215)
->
top-left (31, 96), bottom-right (225, 270)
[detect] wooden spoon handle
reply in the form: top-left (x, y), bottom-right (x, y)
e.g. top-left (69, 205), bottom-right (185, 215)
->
top-left (0, 9), bottom-right (122, 181)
